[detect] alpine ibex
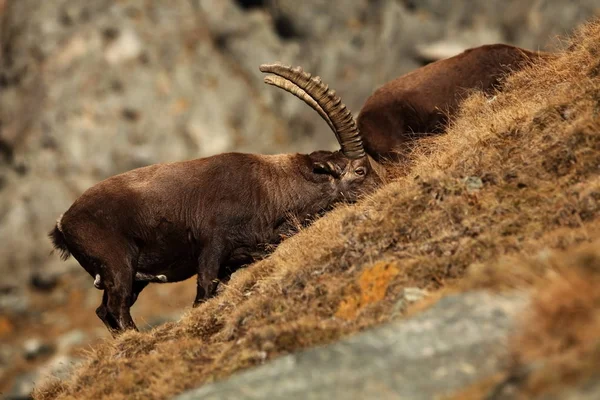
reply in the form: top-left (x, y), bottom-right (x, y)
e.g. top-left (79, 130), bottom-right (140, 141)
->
top-left (49, 74), bottom-right (382, 335)
top-left (49, 43), bottom-right (548, 336)
top-left (262, 44), bottom-right (553, 161)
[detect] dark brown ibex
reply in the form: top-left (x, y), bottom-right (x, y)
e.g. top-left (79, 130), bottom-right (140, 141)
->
top-left (49, 72), bottom-right (383, 336)
top-left (262, 44), bottom-right (553, 162)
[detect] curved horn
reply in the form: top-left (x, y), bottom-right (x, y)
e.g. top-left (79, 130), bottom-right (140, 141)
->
top-left (263, 75), bottom-right (336, 134)
top-left (260, 63), bottom-right (365, 159)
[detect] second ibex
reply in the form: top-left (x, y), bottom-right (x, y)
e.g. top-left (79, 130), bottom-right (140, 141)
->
top-left (263, 44), bottom-right (552, 161)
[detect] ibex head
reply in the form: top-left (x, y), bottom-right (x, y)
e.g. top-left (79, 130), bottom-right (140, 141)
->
top-left (260, 63), bottom-right (385, 200)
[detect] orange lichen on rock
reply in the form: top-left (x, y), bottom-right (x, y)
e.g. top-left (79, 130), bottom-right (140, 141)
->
top-left (336, 261), bottom-right (400, 320)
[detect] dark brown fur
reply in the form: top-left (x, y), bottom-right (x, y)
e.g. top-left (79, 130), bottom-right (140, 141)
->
top-left (50, 151), bottom-right (379, 335)
top-left (358, 44), bottom-right (554, 160)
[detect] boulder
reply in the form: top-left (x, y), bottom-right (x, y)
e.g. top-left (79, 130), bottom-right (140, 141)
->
top-left (176, 291), bottom-right (529, 400)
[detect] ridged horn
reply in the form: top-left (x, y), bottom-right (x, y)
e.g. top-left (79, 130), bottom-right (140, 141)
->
top-left (260, 63), bottom-right (365, 159)
top-left (263, 75), bottom-right (336, 134)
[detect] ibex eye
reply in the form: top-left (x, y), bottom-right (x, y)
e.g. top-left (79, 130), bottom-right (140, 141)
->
top-left (355, 167), bottom-right (366, 176)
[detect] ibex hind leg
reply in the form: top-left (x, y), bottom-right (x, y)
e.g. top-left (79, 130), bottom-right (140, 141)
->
top-left (96, 274), bottom-right (148, 331)
top-left (193, 244), bottom-right (224, 308)
top-left (63, 241), bottom-right (106, 290)
top-left (96, 291), bottom-right (120, 332)
top-left (60, 222), bottom-right (139, 335)
top-left (106, 272), bottom-right (137, 335)
top-left (90, 243), bottom-right (139, 336)
top-left (130, 280), bottom-right (149, 307)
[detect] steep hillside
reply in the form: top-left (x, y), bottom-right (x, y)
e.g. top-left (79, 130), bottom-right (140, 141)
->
top-left (36, 19), bottom-right (600, 400)
top-left (2, 1), bottom-right (600, 396)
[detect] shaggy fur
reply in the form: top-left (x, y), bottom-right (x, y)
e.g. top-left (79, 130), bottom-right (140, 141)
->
top-left (357, 44), bottom-right (554, 160)
top-left (50, 151), bottom-right (380, 335)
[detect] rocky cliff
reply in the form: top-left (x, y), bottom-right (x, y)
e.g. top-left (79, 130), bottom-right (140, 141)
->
top-left (1, 1), bottom-right (599, 398)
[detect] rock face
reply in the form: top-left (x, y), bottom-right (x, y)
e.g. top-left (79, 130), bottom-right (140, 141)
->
top-left (175, 291), bottom-right (529, 400)
top-left (8, 355), bottom-right (82, 400)
top-left (0, 1), bottom-right (598, 397)
top-left (0, 0), bottom-right (598, 288)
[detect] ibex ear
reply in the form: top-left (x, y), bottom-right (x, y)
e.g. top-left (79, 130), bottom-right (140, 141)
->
top-left (312, 161), bottom-right (341, 178)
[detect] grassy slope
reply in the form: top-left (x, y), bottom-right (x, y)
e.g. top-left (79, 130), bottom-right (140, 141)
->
top-left (36, 20), bottom-right (600, 400)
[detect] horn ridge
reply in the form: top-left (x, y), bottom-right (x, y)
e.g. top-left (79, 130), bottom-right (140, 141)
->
top-left (260, 62), bottom-right (365, 158)
top-left (263, 75), bottom-right (336, 134)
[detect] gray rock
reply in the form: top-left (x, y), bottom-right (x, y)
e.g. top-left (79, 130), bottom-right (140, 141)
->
top-left (29, 270), bottom-right (59, 292)
top-left (56, 330), bottom-right (87, 351)
top-left (403, 287), bottom-right (429, 303)
top-left (176, 291), bottom-right (529, 400)
top-left (464, 176), bottom-right (484, 193)
top-left (392, 286), bottom-right (429, 316)
top-left (8, 371), bottom-right (37, 400)
top-left (8, 355), bottom-right (82, 399)
top-left (0, 286), bottom-right (29, 314)
top-left (38, 355), bottom-right (82, 382)
top-left (23, 338), bottom-right (55, 361)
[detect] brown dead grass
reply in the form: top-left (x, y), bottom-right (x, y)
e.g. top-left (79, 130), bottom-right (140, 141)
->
top-left (36, 19), bottom-right (600, 400)
top-left (0, 276), bottom-right (196, 396)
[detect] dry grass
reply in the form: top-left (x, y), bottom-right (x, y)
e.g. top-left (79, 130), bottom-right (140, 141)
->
top-left (35, 19), bottom-right (600, 400)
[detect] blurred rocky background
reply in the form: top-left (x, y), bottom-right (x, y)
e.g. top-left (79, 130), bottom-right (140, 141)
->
top-left (0, 0), bottom-right (598, 398)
